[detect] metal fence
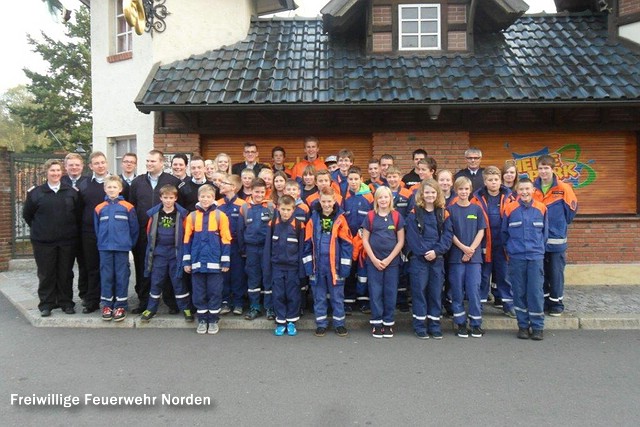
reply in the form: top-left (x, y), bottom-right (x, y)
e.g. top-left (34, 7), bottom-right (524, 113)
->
top-left (10, 152), bottom-right (67, 258)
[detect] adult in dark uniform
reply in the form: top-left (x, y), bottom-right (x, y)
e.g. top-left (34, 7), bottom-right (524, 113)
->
top-left (454, 148), bottom-right (485, 193)
top-left (23, 159), bottom-right (80, 316)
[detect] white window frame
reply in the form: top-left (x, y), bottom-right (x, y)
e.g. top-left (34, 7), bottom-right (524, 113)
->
top-left (111, 136), bottom-right (137, 175)
top-left (398, 4), bottom-right (441, 51)
top-left (115, 0), bottom-right (133, 54)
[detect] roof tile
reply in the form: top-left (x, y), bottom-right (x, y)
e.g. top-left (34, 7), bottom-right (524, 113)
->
top-left (138, 14), bottom-right (640, 109)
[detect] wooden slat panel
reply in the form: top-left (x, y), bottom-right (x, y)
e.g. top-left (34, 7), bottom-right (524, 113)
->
top-left (470, 132), bottom-right (637, 215)
top-left (201, 135), bottom-right (373, 171)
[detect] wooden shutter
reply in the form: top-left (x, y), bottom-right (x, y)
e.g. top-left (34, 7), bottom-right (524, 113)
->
top-left (470, 132), bottom-right (637, 215)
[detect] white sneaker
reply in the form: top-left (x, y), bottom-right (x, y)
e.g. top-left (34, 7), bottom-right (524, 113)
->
top-left (196, 320), bottom-right (207, 334)
top-left (208, 322), bottom-right (219, 335)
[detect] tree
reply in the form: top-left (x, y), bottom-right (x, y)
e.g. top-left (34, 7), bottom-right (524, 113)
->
top-left (0, 86), bottom-right (50, 152)
top-left (11, 5), bottom-right (91, 152)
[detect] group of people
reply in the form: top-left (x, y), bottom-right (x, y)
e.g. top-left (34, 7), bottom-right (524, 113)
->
top-left (23, 136), bottom-right (577, 340)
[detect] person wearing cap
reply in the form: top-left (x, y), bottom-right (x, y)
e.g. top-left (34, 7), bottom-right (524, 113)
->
top-left (325, 155), bottom-right (339, 173)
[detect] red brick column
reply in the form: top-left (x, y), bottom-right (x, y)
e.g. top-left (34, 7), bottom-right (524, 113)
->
top-left (154, 133), bottom-right (201, 155)
top-left (0, 148), bottom-right (13, 271)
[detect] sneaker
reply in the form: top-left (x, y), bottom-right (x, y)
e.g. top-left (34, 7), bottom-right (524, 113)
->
top-left (140, 310), bottom-right (155, 322)
top-left (335, 326), bottom-right (349, 337)
top-left (196, 320), bottom-right (208, 334)
top-left (244, 308), bottom-right (262, 320)
top-left (493, 297), bottom-right (503, 309)
top-left (397, 302), bottom-right (410, 313)
top-left (274, 325), bottom-right (286, 336)
top-left (517, 327), bottom-right (531, 339)
top-left (266, 308), bottom-right (275, 320)
top-left (314, 327), bottom-right (327, 337)
top-left (220, 303), bottom-right (231, 315)
top-left (471, 326), bottom-right (485, 338)
top-left (207, 322), bottom-right (219, 335)
top-left (548, 307), bottom-right (563, 317)
top-left (359, 303), bottom-right (371, 314)
top-left (504, 308), bottom-right (517, 319)
top-left (415, 330), bottom-right (429, 340)
top-left (383, 326), bottom-right (394, 338)
top-left (531, 329), bottom-right (544, 341)
top-left (372, 325), bottom-right (384, 338)
top-left (183, 309), bottom-right (194, 322)
top-left (113, 307), bottom-right (126, 322)
top-left (456, 323), bottom-right (468, 338)
top-left (101, 306), bottom-right (113, 321)
top-left (431, 330), bottom-right (443, 340)
top-left (344, 304), bottom-right (353, 316)
top-left (168, 308), bottom-right (179, 315)
top-left (232, 306), bottom-right (243, 316)
top-left (287, 322), bottom-right (297, 336)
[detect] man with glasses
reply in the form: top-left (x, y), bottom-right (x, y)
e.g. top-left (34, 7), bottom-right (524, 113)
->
top-left (455, 148), bottom-right (485, 193)
top-left (231, 142), bottom-right (268, 176)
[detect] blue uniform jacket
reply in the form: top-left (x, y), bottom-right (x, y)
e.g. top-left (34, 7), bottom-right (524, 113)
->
top-left (216, 195), bottom-right (246, 241)
top-left (182, 204), bottom-right (232, 273)
top-left (471, 184), bottom-right (513, 249)
top-left (143, 202), bottom-right (188, 278)
top-left (342, 183), bottom-right (374, 235)
top-left (405, 207), bottom-right (453, 259)
top-left (533, 176), bottom-right (578, 253)
top-left (501, 199), bottom-right (548, 260)
top-left (303, 203), bottom-right (354, 285)
top-left (263, 216), bottom-right (306, 285)
top-left (94, 196), bottom-right (139, 252)
top-left (238, 200), bottom-right (274, 253)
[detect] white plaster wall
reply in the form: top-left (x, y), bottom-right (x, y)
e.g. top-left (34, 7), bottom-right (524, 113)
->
top-left (619, 22), bottom-right (640, 46)
top-left (91, 0), bottom-right (254, 168)
top-left (91, 0), bottom-right (155, 171)
top-left (153, 0), bottom-right (254, 64)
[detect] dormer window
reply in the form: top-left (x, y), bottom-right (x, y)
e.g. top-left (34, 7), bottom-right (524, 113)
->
top-left (398, 4), bottom-right (441, 50)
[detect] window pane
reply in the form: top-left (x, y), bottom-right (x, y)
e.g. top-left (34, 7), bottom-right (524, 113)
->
top-left (402, 21), bottom-right (418, 33)
top-left (402, 35), bottom-right (419, 48)
top-left (421, 7), bottom-right (438, 19)
top-left (421, 35), bottom-right (438, 48)
top-left (401, 7), bottom-right (418, 19)
top-left (118, 18), bottom-right (128, 33)
top-left (421, 21), bottom-right (438, 33)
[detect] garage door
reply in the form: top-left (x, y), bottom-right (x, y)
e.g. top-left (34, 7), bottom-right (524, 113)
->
top-left (471, 131), bottom-right (637, 215)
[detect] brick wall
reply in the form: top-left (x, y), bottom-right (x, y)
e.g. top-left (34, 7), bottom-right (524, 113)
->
top-left (447, 4), bottom-right (467, 23)
top-left (568, 217), bottom-right (640, 263)
top-left (154, 133), bottom-right (201, 155)
top-left (372, 32), bottom-right (392, 52)
top-left (372, 5), bottom-right (392, 25)
top-left (447, 31), bottom-right (467, 51)
top-left (0, 149), bottom-right (12, 271)
top-left (620, 0), bottom-right (640, 15)
top-left (372, 131), bottom-right (470, 177)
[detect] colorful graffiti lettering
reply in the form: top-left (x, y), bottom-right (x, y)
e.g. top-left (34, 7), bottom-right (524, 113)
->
top-left (512, 144), bottom-right (596, 189)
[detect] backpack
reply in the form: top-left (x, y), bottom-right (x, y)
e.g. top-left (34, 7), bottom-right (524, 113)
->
top-left (415, 207), bottom-right (445, 236)
top-left (366, 210), bottom-right (400, 234)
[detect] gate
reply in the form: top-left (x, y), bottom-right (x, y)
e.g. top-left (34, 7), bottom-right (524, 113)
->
top-left (10, 152), bottom-right (66, 258)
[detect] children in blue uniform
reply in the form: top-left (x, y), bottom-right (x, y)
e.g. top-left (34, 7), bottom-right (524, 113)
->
top-left (94, 176), bottom-right (139, 322)
top-left (141, 185), bottom-right (192, 322)
top-left (183, 184), bottom-right (232, 335)
top-left (285, 179), bottom-right (311, 314)
top-left (238, 178), bottom-right (275, 320)
top-left (361, 186), bottom-right (405, 338)
top-left (406, 179), bottom-right (453, 339)
top-left (263, 195), bottom-right (306, 336)
top-left (447, 176), bottom-right (487, 338)
top-left (471, 166), bottom-right (515, 317)
top-left (303, 187), bottom-right (354, 337)
top-left (331, 149), bottom-right (354, 198)
top-left (216, 174), bottom-right (247, 315)
top-left (502, 178), bottom-right (548, 341)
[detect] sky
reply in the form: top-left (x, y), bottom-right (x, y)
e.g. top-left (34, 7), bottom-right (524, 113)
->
top-left (0, 0), bottom-right (558, 95)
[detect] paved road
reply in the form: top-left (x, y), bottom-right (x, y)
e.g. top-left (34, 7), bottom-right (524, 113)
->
top-left (1, 292), bottom-right (639, 426)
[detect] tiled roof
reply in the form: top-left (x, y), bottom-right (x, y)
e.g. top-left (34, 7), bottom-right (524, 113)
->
top-left (135, 13), bottom-right (640, 112)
